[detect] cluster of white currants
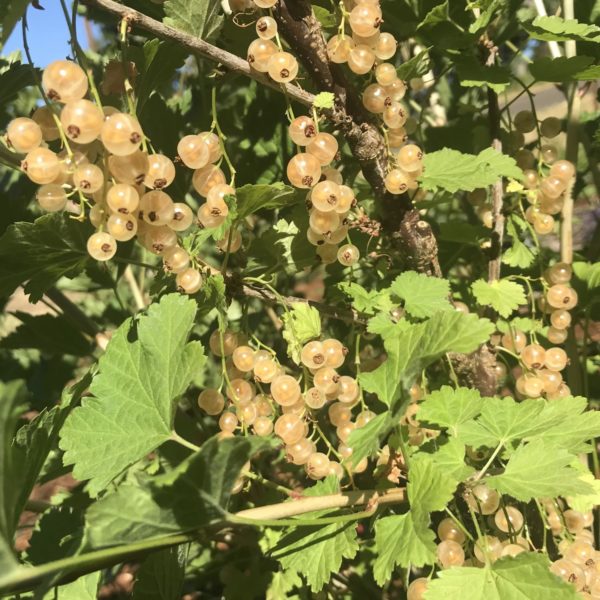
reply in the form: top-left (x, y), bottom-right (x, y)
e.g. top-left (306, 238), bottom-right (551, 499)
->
top-left (499, 262), bottom-right (576, 400)
top-left (5, 60), bottom-right (243, 295)
top-left (286, 116), bottom-right (360, 266)
top-left (197, 329), bottom-right (376, 483)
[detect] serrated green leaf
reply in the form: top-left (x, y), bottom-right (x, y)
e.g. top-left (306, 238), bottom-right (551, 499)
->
top-left (390, 272), bottom-right (452, 319)
top-left (313, 92), bottom-right (335, 110)
top-left (359, 312), bottom-right (494, 407)
top-left (60, 295), bottom-right (205, 496)
top-left (409, 457), bottom-right (458, 512)
top-left (424, 553), bottom-right (580, 600)
top-left (85, 436), bottom-right (272, 547)
top-left (337, 282), bottom-right (392, 316)
top-left (567, 465), bottom-right (600, 513)
top-left (163, 0), bottom-right (224, 43)
top-left (367, 312), bottom-right (396, 336)
top-left (1, 1), bottom-right (29, 45)
top-left (471, 279), bottom-right (526, 318)
top-left (486, 440), bottom-right (592, 501)
top-left (418, 386), bottom-right (483, 435)
top-left (347, 412), bottom-right (393, 466)
top-left (0, 213), bottom-right (91, 302)
top-left (373, 510), bottom-right (436, 585)
top-left (396, 48), bottom-right (431, 80)
top-left (530, 56), bottom-right (598, 82)
top-left (271, 478), bottom-right (358, 592)
top-left (502, 217), bottom-right (537, 269)
top-left (133, 546), bottom-right (187, 600)
top-left (236, 183), bottom-right (300, 219)
top-left (496, 317), bottom-right (539, 334)
top-left (416, 437), bottom-right (475, 481)
top-left (469, 0), bottom-right (506, 33)
top-left (266, 570), bottom-right (302, 600)
top-left (0, 60), bottom-right (37, 107)
top-left (281, 303), bottom-right (321, 364)
top-left (522, 15), bottom-right (600, 43)
top-left (420, 148), bottom-right (523, 193)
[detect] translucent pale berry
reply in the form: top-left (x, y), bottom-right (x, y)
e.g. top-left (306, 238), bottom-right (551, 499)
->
top-left (218, 411), bottom-right (238, 433)
top-left (474, 535), bottom-right (503, 563)
top-left (375, 62), bottom-right (398, 86)
top-left (397, 144), bottom-right (423, 172)
top-left (385, 168), bottom-right (409, 194)
top-left (289, 116), bottom-right (317, 146)
top-left (101, 113), bottom-right (144, 156)
top-left (209, 329), bottom-right (239, 356)
top-left (177, 135), bottom-right (210, 169)
top-left (304, 386), bottom-right (326, 409)
top-left (306, 452), bottom-right (330, 480)
top-left (547, 284), bottom-right (578, 310)
top-left (349, 3), bottom-right (382, 37)
top-left (437, 540), bottom-right (465, 568)
top-left (107, 213), bottom-right (137, 241)
top-left (140, 190), bottom-right (174, 226)
top-left (36, 184), bottom-right (67, 212)
top-left (287, 153), bottom-right (322, 188)
top-left (550, 160), bottom-right (576, 182)
top-left (198, 389), bottom-right (225, 415)
top-left (521, 344), bottom-right (546, 369)
top-left (271, 374), bottom-right (301, 407)
top-left (306, 132), bottom-right (338, 166)
top-left (42, 59), bottom-right (88, 103)
top-left (337, 376), bottom-right (359, 404)
top-left (301, 341), bottom-right (325, 369)
top-left (286, 438), bottom-right (315, 465)
top-left (73, 163), bottom-right (103, 193)
top-left (375, 32), bottom-right (397, 60)
top-left (407, 578), bottom-right (428, 600)
top-left (7, 117), bottom-right (43, 153)
top-left (311, 180), bottom-right (341, 212)
top-left (547, 262), bottom-right (572, 285)
top-left (170, 203), bottom-right (194, 232)
top-left (162, 245), bottom-right (190, 273)
top-left (362, 83), bottom-right (388, 113)
top-left (144, 154), bottom-right (176, 189)
top-left (550, 309), bottom-right (571, 330)
top-left (268, 51), bottom-right (299, 83)
top-left (256, 16), bottom-right (277, 39)
top-left (513, 110), bottom-right (536, 134)
top-left (22, 148), bottom-right (60, 184)
top-left (247, 38), bottom-right (278, 72)
top-left (108, 150), bottom-right (149, 186)
top-left (253, 416), bottom-right (273, 437)
top-left (274, 414), bottom-right (306, 445)
top-left (466, 483), bottom-right (500, 515)
top-left (327, 35), bottom-right (354, 63)
top-left (143, 225), bottom-right (177, 254)
top-left (87, 231), bottom-right (117, 261)
top-left (60, 100), bottom-right (103, 144)
top-left (501, 329), bottom-right (527, 353)
top-left (540, 116), bottom-right (562, 138)
top-left (437, 517), bottom-right (466, 544)
top-left (322, 338), bottom-right (346, 368)
top-left (337, 243), bottom-right (359, 266)
top-left (494, 506), bottom-right (524, 533)
top-left (347, 45), bottom-right (375, 75)
top-left (232, 345), bottom-right (255, 372)
top-left (386, 78), bottom-right (407, 102)
top-left (545, 347), bottom-right (567, 371)
top-left (313, 366), bottom-right (340, 395)
top-left (106, 183), bottom-right (139, 214)
top-left (316, 243), bottom-right (338, 264)
top-left (32, 106), bottom-right (59, 142)
top-left (192, 164), bottom-right (226, 197)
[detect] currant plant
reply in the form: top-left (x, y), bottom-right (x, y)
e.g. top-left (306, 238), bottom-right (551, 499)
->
top-left (0, 0), bottom-right (599, 598)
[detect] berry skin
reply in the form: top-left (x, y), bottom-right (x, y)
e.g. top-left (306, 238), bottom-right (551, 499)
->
top-left (256, 16), bottom-right (277, 40)
top-left (22, 148), bottom-right (60, 184)
top-left (301, 340), bottom-right (325, 369)
top-left (232, 345), bottom-right (255, 372)
top-left (60, 100), bottom-right (103, 144)
top-left (383, 102), bottom-right (407, 129)
top-left (309, 209), bottom-right (340, 235)
top-left (313, 366), bottom-right (340, 395)
top-left (521, 344), bottom-right (546, 370)
top-left (547, 284), bottom-right (578, 310)
top-left (192, 165), bottom-right (226, 197)
top-left (253, 416), bottom-right (274, 437)
top-left (36, 184), bottom-right (68, 212)
top-left (101, 113), bottom-right (144, 156)
top-left (162, 246), bottom-right (190, 273)
top-left (437, 517), bottom-right (466, 544)
top-left (397, 144), bottom-right (424, 172)
top-left (347, 45), bottom-right (376, 75)
top-left (140, 190), bottom-right (175, 226)
top-left (545, 347), bottom-right (568, 371)
top-left (218, 411), bottom-right (238, 433)
top-left (178, 135), bottom-right (210, 169)
top-left (287, 153), bottom-right (322, 188)
top-left (73, 164), bottom-right (104, 193)
top-left (107, 213), bottom-right (137, 241)
top-left (87, 231), bottom-right (117, 261)
top-left (288, 116), bottom-right (317, 146)
top-left (465, 483), bottom-right (500, 515)
top-left (274, 414), bottom-right (306, 445)
top-left (337, 243), bottom-right (359, 266)
top-left (540, 116), bottom-right (562, 138)
top-left (198, 389), bottom-right (225, 415)
top-left (247, 38), bottom-right (278, 72)
top-left (327, 35), bottom-right (354, 63)
top-left (474, 535), bottom-right (503, 563)
top-left (547, 262), bottom-right (572, 285)
top-left (267, 52), bottom-right (299, 83)
top-left (322, 338), bottom-right (346, 368)
top-left (437, 540), bottom-right (465, 568)
top-left (108, 151), bottom-right (149, 186)
top-left (385, 169), bottom-right (409, 194)
top-left (349, 3), bottom-right (382, 37)
top-left (304, 386), bottom-right (326, 409)
top-left (144, 154), bottom-right (176, 189)
top-left (494, 506), bottom-right (524, 533)
top-left (375, 62), bottom-right (398, 86)
top-left (375, 33), bottom-right (397, 60)
top-left (42, 60), bottom-right (88, 103)
top-left (271, 374), bottom-right (301, 407)
top-left (175, 268), bottom-right (202, 294)
top-left (513, 110), bottom-right (536, 134)
top-left (407, 578), bottom-right (428, 600)
top-left (550, 160), bottom-right (576, 182)
top-left (209, 330), bottom-right (239, 357)
top-left (7, 117), bottom-right (43, 153)
top-left (501, 329), bottom-right (527, 353)
top-left (550, 309), bottom-right (571, 330)
top-left (32, 106), bottom-right (60, 142)
top-left (306, 452), bottom-right (330, 480)
top-left (311, 180), bottom-right (341, 212)
top-left (106, 183), bottom-right (139, 214)
top-left (362, 84), bottom-right (389, 113)
top-left (306, 132), bottom-right (338, 166)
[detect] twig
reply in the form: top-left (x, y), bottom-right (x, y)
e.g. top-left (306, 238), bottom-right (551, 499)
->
top-left (487, 88), bottom-right (504, 282)
top-left (80, 0), bottom-right (314, 107)
top-left (124, 265), bottom-right (146, 311)
top-left (45, 287), bottom-right (100, 337)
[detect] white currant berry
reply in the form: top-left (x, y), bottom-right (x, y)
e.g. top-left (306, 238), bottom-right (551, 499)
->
top-left (87, 231), bottom-right (117, 261)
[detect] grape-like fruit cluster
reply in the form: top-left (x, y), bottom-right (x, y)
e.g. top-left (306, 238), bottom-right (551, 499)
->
top-left (286, 116), bottom-right (360, 266)
top-left (6, 60), bottom-right (243, 295)
top-left (198, 329), bottom-right (376, 486)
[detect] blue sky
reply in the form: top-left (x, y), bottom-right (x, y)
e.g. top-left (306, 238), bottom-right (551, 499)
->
top-left (3, 2), bottom-right (90, 67)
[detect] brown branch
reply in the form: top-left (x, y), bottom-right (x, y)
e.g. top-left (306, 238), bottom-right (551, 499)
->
top-left (80, 0), bottom-right (315, 107)
top-left (487, 88), bottom-right (504, 283)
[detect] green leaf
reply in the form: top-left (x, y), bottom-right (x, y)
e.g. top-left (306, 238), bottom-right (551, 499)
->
top-left (455, 57), bottom-right (511, 93)
top-left (0, 214), bottom-right (91, 302)
top-left (347, 412), bottom-right (393, 466)
top-left (367, 312), bottom-right (396, 336)
top-left (337, 282), bottom-right (392, 316)
top-left (567, 466), bottom-right (600, 513)
top-left (418, 386), bottom-right (483, 435)
top-left (133, 546), bottom-right (187, 600)
top-left (457, 397), bottom-right (547, 448)
top-left (42, 572), bottom-right (101, 599)
top-left (1, 312), bottom-right (91, 356)
top-left (312, 6), bottom-right (337, 29)
top-left (373, 511), bottom-right (436, 585)
top-left (529, 56), bottom-right (599, 82)
top-left (271, 478), bottom-right (359, 593)
top-left (281, 302), bottom-right (321, 364)
top-left (163, 0), bottom-right (224, 43)
top-left (396, 48), bottom-right (431, 81)
top-left (417, 437), bottom-right (475, 481)
top-left (522, 15), bottom-right (600, 43)
top-left (137, 40), bottom-right (187, 115)
top-left (60, 294), bottom-right (205, 496)
top-left (420, 148), bottom-right (523, 194)
top-left (85, 436), bottom-right (272, 547)
top-left (1, 0), bottom-right (29, 45)
top-left (502, 217), bottom-right (537, 269)
top-left (0, 60), bottom-right (37, 108)
top-left (409, 457), bottom-right (458, 512)
top-left (390, 272), bottom-right (452, 319)
top-left (424, 552), bottom-right (580, 600)
top-left (312, 92), bottom-right (335, 110)
top-left (486, 440), bottom-right (593, 501)
top-left (471, 279), bottom-right (527, 318)
top-left (360, 312), bottom-right (494, 407)
top-left (266, 570), bottom-right (302, 600)
top-left (236, 183), bottom-right (301, 219)
top-left (469, 0), bottom-right (506, 33)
